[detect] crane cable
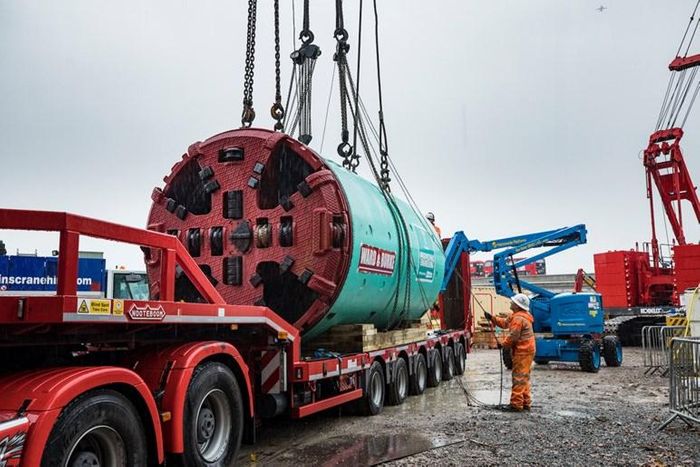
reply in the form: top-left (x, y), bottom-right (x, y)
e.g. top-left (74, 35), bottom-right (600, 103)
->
top-left (351, 0), bottom-right (364, 174)
top-left (338, 0), bottom-right (414, 327)
top-left (656, 0), bottom-right (700, 131)
top-left (287, 0), bottom-right (320, 145)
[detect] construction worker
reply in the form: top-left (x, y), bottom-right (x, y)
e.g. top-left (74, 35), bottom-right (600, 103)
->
top-left (484, 293), bottom-right (536, 412)
top-left (425, 212), bottom-right (442, 238)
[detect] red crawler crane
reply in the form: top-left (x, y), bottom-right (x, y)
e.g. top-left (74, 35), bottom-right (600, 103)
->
top-left (595, 7), bottom-right (700, 313)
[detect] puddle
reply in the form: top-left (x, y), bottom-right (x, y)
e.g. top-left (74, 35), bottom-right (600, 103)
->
top-left (264, 433), bottom-right (440, 466)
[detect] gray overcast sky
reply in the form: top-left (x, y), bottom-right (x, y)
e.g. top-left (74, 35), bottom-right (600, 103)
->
top-left (1, 1), bottom-right (699, 273)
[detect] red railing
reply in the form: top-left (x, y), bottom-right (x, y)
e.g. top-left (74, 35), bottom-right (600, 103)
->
top-left (0, 209), bottom-right (224, 304)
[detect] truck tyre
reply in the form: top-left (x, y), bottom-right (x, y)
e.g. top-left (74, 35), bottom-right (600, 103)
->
top-left (442, 346), bottom-right (455, 381)
top-left (41, 389), bottom-right (148, 467)
top-left (502, 348), bottom-right (513, 370)
top-left (409, 352), bottom-right (427, 396)
top-left (360, 360), bottom-right (385, 416)
top-left (182, 362), bottom-right (244, 467)
top-left (535, 359), bottom-right (550, 365)
top-left (387, 357), bottom-right (409, 406)
top-left (453, 342), bottom-right (466, 376)
top-left (602, 335), bottom-right (623, 367)
top-left (578, 339), bottom-right (601, 373)
top-left (427, 349), bottom-right (443, 387)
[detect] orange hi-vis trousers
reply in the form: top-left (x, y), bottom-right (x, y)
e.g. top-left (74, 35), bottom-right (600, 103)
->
top-left (511, 352), bottom-right (534, 409)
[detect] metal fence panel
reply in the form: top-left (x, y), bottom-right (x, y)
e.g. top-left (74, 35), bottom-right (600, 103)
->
top-left (659, 337), bottom-right (700, 430)
top-left (642, 326), bottom-right (685, 376)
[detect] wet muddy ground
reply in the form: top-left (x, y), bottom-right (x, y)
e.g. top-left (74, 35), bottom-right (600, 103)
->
top-left (238, 348), bottom-right (699, 466)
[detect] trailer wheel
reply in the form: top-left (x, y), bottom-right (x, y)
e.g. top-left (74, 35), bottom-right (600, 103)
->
top-left (453, 343), bottom-right (466, 376)
top-left (602, 335), bottom-right (623, 367)
top-left (409, 353), bottom-right (427, 396)
top-left (442, 347), bottom-right (455, 381)
top-left (182, 362), bottom-right (244, 467)
top-left (427, 349), bottom-right (443, 387)
top-left (360, 360), bottom-right (385, 415)
top-left (578, 339), bottom-right (601, 373)
top-left (502, 348), bottom-right (513, 370)
top-left (41, 389), bottom-right (148, 467)
top-left (387, 357), bottom-right (409, 406)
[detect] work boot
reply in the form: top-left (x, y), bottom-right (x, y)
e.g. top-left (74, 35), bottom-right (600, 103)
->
top-left (523, 405), bottom-right (531, 411)
top-left (503, 404), bottom-right (524, 412)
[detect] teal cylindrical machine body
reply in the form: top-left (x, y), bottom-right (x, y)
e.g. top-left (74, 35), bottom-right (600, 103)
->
top-left (147, 129), bottom-right (445, 339)
top-left (304, 160), bottom-right (445, 339)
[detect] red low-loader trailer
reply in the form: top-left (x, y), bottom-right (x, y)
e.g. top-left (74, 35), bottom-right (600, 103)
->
top-left (0, 209), bottom-right (471, 466)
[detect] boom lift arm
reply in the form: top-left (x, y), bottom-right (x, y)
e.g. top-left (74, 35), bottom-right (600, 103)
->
top-left (441, 228), bottom-right (560, 292)
top-left (491, 225), bottom-right (589, 302)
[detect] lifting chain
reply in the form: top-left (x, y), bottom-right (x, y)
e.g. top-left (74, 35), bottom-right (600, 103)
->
top-left (270, 0), bottom-right (285, 131)
top-left (378, 119), bottom-right (390, 190)
top-left (241, 0), bottom-right (258, 128)
top-left (334, 0), bottom-right (355, 171)
top-left (374, 0), bottom-right (391, 189)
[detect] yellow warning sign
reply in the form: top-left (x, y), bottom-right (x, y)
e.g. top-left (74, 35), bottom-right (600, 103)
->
top-left (76, 299), bottom-right (112, 315)
top-left (113, 299), bottom-right (125, 316)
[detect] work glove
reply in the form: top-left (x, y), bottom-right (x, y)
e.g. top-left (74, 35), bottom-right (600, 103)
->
top-left (483, 312), bottom-right (493, 321)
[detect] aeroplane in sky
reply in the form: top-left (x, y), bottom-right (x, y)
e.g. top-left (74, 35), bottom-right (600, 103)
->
top-left (596, 5), bottom-right (607, 12)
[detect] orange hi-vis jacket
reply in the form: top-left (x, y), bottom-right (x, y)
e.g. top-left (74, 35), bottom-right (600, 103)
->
top-left (493, 310), bottom-right (536, 354)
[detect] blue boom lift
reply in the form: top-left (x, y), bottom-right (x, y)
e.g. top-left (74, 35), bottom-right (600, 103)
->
top-left (442, 225), bottom-right (623, 372)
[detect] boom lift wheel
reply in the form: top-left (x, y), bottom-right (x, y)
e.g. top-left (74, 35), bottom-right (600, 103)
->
top-left (182, 362), bottom-right (244, 467)
top-left (602, 335), bottom-right (623, 367)
top-left (427, 349), bottom-right (443, 387)
top-left (578, 339), bottom-right (601, 373)
top-left (361, 360), bottom-right (386, 415)
top-left (41, 389), bottom-right (148, 467)
top-left (453, 342), bottom-right (466, 376)
top-left (409, 352), bottom-right (427, 395)
top-left (442, 347), bottom-right (455, 381)
top-left (387, 357), bottom-right (409, 406)
top-left (502, 348), bottom-right (513, 370)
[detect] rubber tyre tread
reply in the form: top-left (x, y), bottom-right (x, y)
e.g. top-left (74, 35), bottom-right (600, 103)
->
top-left (578, 340), bottom-right (601, 373)
top-left (602, 335), bottom-right (622, 367)
top-left (182, 362), bottom-right (244, 467)
top-left (387, 357), bottom-right (409, 406)
top-left (442, 347), bottom-right (455, 381)
top-left (453, 343), bottom-right (466, 376)
top-left (502, 348), bottom-right (514, 370)
top-left (409, 353), bottom-right (427, 396)
top-left (41, 388), bottom-right (148, 467)
top-left (360, 361), bottom-right (385, 416)
top-left (427, 349), bottom-right (443, 387)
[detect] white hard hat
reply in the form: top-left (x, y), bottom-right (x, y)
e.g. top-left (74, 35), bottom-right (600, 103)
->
top-left (426, 212), bottom-right (435, 222)
top-left (510, 293), bottom-right (530, 311)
